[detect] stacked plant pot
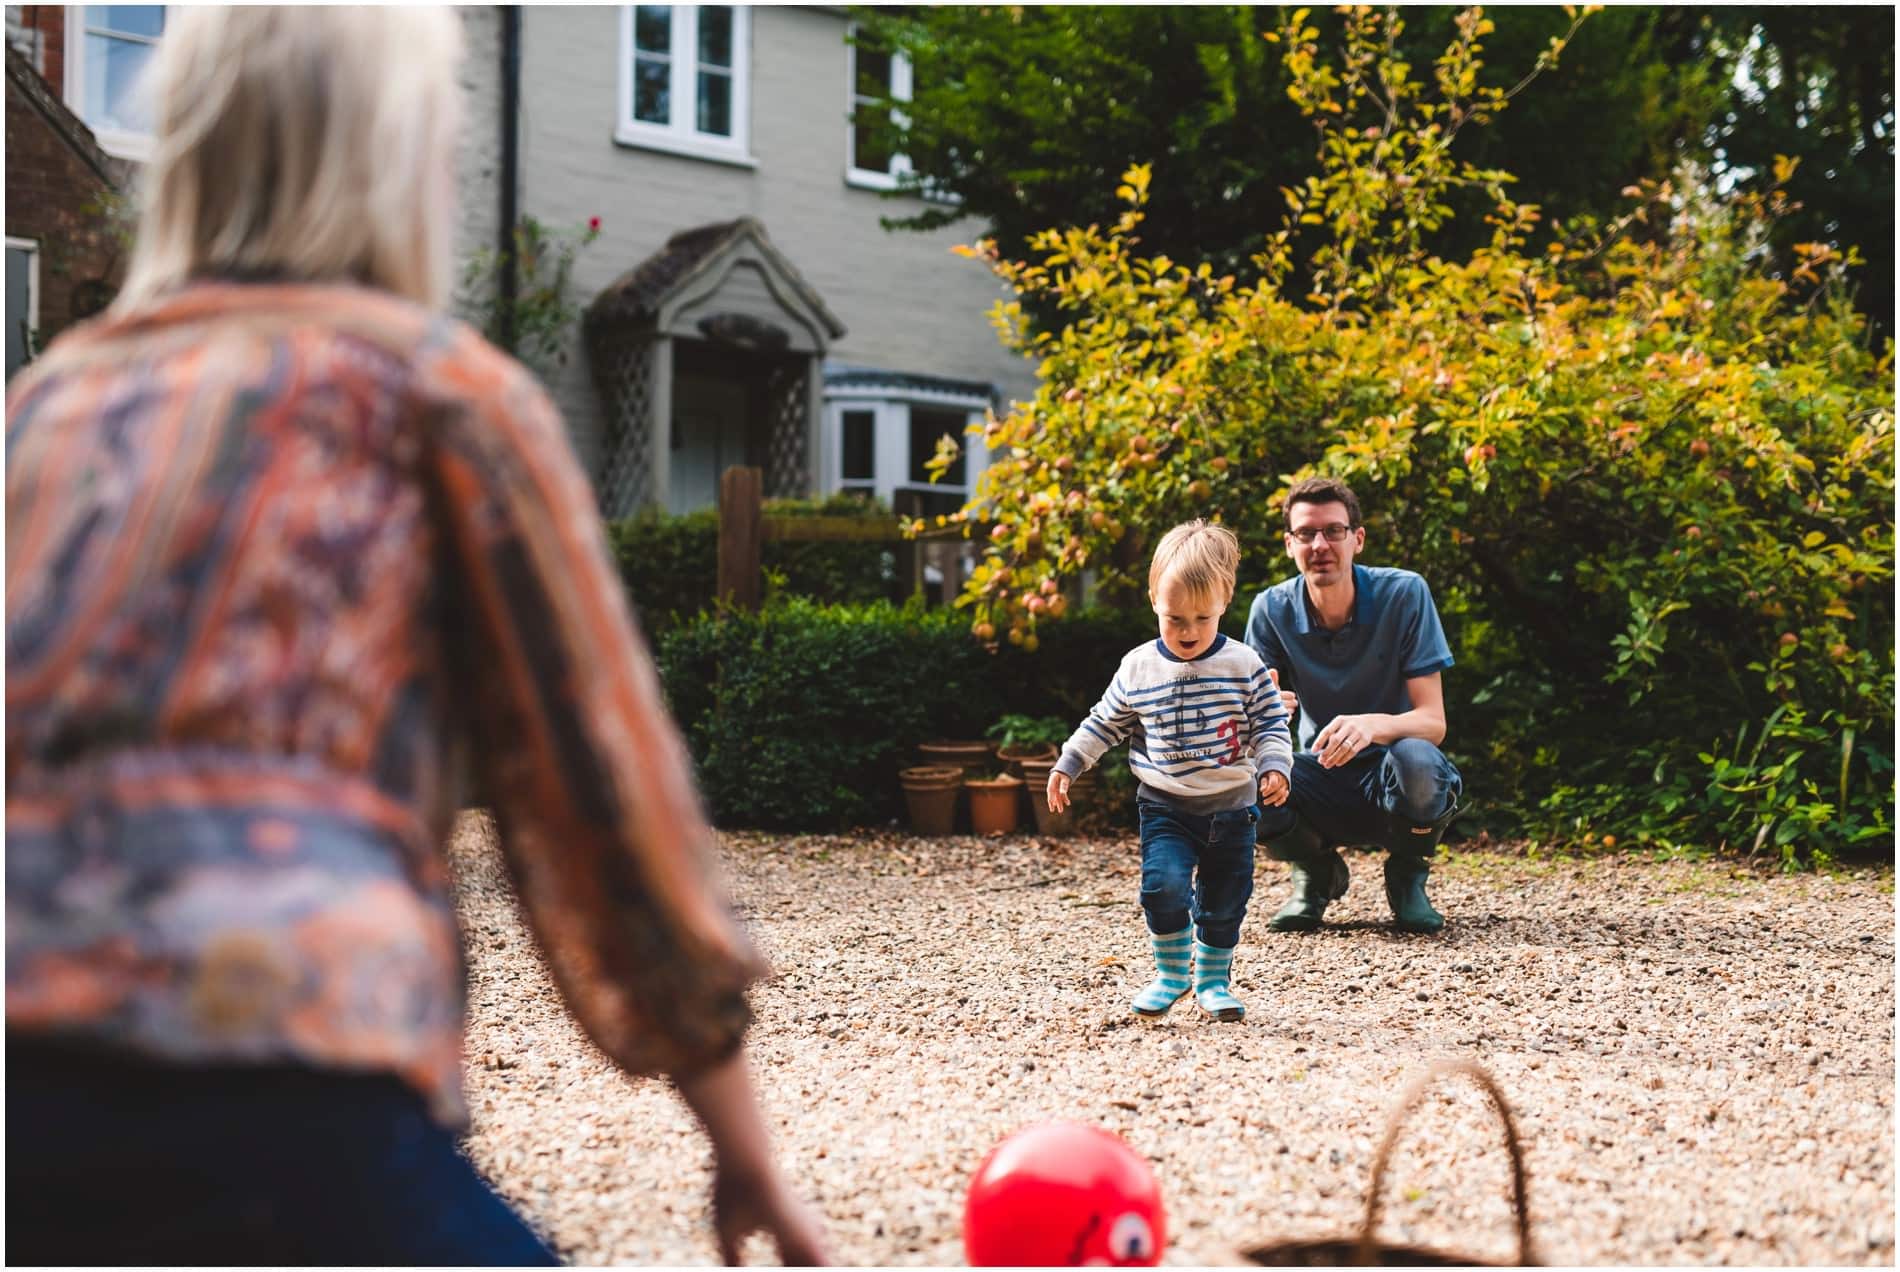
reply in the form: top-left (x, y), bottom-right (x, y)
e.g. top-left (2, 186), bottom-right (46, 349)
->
top-left (899, 764), bottom-right (964, 835)
top-left (917, 739), bottom-right (993, 775)
top-left (995, 742), bottom-right (1058, 779)
top-left (908, 740), bottom-right (993, 834)
top-left (1018, 755), bottom-right (1100, 838)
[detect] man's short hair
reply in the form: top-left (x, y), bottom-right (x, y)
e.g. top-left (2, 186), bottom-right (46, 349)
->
top-left (1148, 519), bottom-right (1240, 604)
top-left (1284, 476), bottom-right (1362, 530)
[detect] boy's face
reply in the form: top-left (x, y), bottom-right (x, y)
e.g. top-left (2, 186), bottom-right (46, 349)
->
top-left (1151, 572), bottom-right (1228, 660)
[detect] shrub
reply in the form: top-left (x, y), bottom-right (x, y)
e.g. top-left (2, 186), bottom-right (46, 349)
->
top-left (611, 494), bottom-right (905, 639)
top-left (930, 8), bottom-right (1893, 865)
top-left (655, 600), bottom-right (1153, 829)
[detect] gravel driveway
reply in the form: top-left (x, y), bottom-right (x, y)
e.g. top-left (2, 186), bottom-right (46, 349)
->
top-left (450, 815), bottom-right (1893, 1266)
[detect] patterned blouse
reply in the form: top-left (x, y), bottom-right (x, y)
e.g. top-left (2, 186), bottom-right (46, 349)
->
top-left (6, 281), bottom-right (764, 1125)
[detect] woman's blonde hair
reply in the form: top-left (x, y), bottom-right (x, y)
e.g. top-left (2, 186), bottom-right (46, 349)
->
top-left (1148, 519), bottom-right (1241, 606)
top-left (116, 6), bottom-right (465, 311)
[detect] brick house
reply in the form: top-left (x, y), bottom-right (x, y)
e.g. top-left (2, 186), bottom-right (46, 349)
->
top-left (4, 5), bottom-right (133, 381)
top-left (4, 6), bottom-right (1036, 540)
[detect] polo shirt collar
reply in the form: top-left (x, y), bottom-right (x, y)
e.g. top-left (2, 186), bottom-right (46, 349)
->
top-left (1293, 565), bottom-right (1376, 633)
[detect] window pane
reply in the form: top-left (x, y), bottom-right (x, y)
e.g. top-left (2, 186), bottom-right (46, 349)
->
top-left (7, 245), bottom-right (33, 381)
top-left (633, 5), bottom-right (671, 53)
top-left (698, 6), bottom-right (732, 68)
top-left (696, 70), bottom-right (731, 136)
top-left (634, 56), bottom-right (670, 124)
top-left (909, 407), bottom-right (966, 487)
top-left (851, 102), bottom-right (893, 173)
top-left (841, 410), bottom-right (875, 482)
top-left (88, 5), bottom-right (163, 38)
top-left (855, 44), bottom-right (891, 100)
top-left (84, 33), bottom-right (156, 132)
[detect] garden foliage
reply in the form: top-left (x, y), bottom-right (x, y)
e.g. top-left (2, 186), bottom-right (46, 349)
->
top-left (927, 7), bottom-right (1893, 864)
top-left (610, 494), bottom-right (906, 639)
top-left (655, 600), bottom-right (1151, 829)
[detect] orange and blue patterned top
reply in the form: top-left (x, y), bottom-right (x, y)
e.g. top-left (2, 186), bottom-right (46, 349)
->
top-left (6, 281), bottom-right (764, 1125)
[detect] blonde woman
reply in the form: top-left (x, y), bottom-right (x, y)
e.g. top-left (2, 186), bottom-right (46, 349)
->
top-left (5, 8), bottom-right (827, 1265)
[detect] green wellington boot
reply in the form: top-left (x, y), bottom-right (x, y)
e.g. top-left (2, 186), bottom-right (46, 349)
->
top-left (1383, 853), bottom-right (1444, 933)
top-left (1266, 822), bottom-right (1350, 932)
top-left (1381, 798), bottom-right (1464, 933)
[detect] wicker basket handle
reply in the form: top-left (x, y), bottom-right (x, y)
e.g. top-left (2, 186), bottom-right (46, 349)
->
top-left (1359, 1060), bottom-right (1535, 1265)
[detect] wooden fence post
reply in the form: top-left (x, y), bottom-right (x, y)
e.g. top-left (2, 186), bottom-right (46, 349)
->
top-left (717, 465), bottom-right (763, 612)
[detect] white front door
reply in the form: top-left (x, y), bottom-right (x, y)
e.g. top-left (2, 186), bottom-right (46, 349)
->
top-left (669, 372), bottom-right (750, 514)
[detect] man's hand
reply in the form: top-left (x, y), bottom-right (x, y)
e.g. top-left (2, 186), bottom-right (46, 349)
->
top-left (1267, 666), bottom-right (1299, 718)
top-left (1312, 713), bottom-right (1375, 769)
top-left (1258, 770), bottom-right (1289, 807)
top-left (1046, 769), bottom-right (1073, 813)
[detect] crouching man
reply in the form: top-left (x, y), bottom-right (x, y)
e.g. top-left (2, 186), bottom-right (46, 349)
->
top-left (1244, 477), bottom-right (1463, 934)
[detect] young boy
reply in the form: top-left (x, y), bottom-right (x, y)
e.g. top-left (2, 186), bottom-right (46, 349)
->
top-left (1046, 520), bottom-right (1293, 1021)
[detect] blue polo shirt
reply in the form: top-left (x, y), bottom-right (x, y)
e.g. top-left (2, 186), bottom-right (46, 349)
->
top-left (1243, 565), bottom-right (1454, 750)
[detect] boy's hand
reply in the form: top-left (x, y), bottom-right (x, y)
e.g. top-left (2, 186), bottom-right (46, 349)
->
top-left (1046, 770), bottom-right (1073, 813)
top-left (1259, 770), bottom-right (1289, 807)
top-left (1268, 667), bottom-right (1299, 718)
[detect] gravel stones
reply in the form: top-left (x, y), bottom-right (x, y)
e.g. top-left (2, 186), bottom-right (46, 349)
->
top-left (449, 815), bottom-right (1894, 1266)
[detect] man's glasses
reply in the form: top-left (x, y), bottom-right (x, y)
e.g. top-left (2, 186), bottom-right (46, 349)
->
top-left (1286, 524), bottom-right (1355, 544)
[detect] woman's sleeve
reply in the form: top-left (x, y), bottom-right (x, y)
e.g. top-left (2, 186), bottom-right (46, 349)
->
top-left (422, 335), bottom-right (766, 1080)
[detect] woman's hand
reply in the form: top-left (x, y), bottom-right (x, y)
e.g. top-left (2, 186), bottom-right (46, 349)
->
top-left (673, 1052), bottom-right (833, 1265)
top-left (710, 1161), bottom-right (830, 1265)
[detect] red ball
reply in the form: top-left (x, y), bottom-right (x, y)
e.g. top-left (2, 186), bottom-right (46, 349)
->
top-left (964, 1122), bottom-right (1166, 1266)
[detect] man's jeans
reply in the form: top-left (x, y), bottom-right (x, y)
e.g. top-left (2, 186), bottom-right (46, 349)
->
top-left (1258, 738), bottom-right (1463, 856)
top-left (1137, 796), bottom-right (1259, 948)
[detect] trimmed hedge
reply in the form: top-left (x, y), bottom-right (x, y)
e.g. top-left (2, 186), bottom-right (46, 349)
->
top-left (655, 598), bottom-right (1155, 829)
top-left (609, 494), bottom-right (904, 639)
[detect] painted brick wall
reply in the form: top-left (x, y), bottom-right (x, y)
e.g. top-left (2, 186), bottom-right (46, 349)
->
top-left (5, 46), bottom-right (128, 352)
top-left (516, 5), bottom-right (1038, 475)
top-left (452, 5), bottom-right (504, 330)
top-left (10, 5), bottom-right (61, 86)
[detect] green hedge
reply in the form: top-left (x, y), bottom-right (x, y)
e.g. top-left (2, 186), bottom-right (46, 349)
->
top-left (609, 494), bottom-right (905, 639)
top-left (655, 598), bottom-right (1154, 829)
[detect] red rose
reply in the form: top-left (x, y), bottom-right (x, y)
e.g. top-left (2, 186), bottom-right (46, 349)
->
top-left (588, 216), bottom-right (601, 232)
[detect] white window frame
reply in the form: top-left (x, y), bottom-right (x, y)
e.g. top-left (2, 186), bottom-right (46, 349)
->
top-left (833, 403), bottom-right (880, 498)
top-left (6, 236), bottom-right (41, 378)
top-left (845, 22), bottom-right (913, 192)
top-left (822, 387), bottom-right (993, 510)
top-left (64, 5), bottom-right (165, 162)
top-left (616, 5), bottom-right (755, 169)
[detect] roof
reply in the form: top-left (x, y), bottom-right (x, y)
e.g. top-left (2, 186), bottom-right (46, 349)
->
top-left (824, 362), bottom-right (998, 405)
top-left (5, 43), bottom-right (124, 188)
top-left (585, 217), bottom-right (846, 340)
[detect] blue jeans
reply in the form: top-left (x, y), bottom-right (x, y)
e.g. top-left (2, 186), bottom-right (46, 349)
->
top-left (6, 1043), bottom-right (561, 1266)
top-left (1259, 738), bottom-right (1463, 856)
top-left (1137, 797), bottom-right (1259, 948)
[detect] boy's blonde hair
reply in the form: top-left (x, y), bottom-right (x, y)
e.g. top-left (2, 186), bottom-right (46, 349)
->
top-left (117, 6), bottom-right (465, 312)
top-left (1147, 520), bottom-right (1240, 605)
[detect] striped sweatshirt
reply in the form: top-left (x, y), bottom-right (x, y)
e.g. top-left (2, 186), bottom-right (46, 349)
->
top-left (1053, 634), bottom-right (1293, 814)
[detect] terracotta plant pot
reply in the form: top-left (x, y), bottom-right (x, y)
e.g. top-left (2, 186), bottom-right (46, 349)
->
top-left (900, 765), bottom-right (964, 836)
top-left (917, 739), bottom-right (994, 777)
top-left (995, 742), bottom-right (1059, 779)
top-left (964, 773), bottom-right (1025, 835)
top-left (1018, 757), bottom-right (1074, 837)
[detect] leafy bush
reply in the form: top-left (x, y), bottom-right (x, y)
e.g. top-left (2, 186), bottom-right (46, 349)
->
top-left (611, 494), bottom-right (905, 639)
top-left (928, 8), bottom-right (1893, 865)
top-left (655, 600), bottom-right (1152, 828)
top-left (986, 714), bottom-right (1074, 751)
